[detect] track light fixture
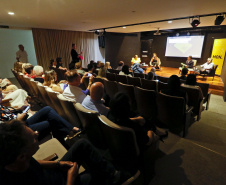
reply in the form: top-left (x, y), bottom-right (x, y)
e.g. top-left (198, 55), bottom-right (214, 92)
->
top-left (215, 14), bottom-right (225, 25)
top-left (190, 17), bottom-right (200, 28)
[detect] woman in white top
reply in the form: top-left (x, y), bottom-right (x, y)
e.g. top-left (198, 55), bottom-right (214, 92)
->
top-left (150, 53), bottom-right (161, 69)
top-left (119, 65), bottom-right (132, 77)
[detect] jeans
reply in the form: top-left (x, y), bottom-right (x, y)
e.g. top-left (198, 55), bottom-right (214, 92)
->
top-left (26, 106), bottom-right (73, 144)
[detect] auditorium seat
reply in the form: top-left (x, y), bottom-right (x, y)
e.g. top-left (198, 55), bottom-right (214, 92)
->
top-left (157, 76), bottom-right (169, 83)
top-left (156, 93), bottom-right (193, 137)
top-left (74, 103), bottom-right (107, 149)
top-left (106, 72), bottom-right (116, 81)
top-left (57, 94), bottom-right (81, 128)
top-left (199, 64), bottom-right (218, 80)
top-left (116, 74), bottom-right (128, 84)
top-left (103, 79), bottom-right (118, 99)
top-left (82, 77), bottom-right (89, 89)
top-left (181, 85), bottom-right (205, 121)
top-left (98, 115), bottom-right (141, 175)
top-left (108, 69), bottom-right (120, 74)
top-left (127, 76), bottom-right (141, 87)
top-left (93, 77), bottom-right (104, 84)
top-left (197, 82), bottom-right (211, 110)
top-left (158, 81), bottom-right (168, 92)
top-left (37, 83), bottom-right (54, 108)
top-left (117, 82), bottom-right (136, 112)
top-left (45, 87), bottom-right (68, 120)
top-left (134, 73), bottom-right (145, 78)
top-left (134, 86), bottom-right (157, 121)
top-left (24, 77), bottom-right (37, 98)
top-left (141, 79), bottom-right (157, 91)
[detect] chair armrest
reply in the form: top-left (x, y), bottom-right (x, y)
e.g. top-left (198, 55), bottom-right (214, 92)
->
top-left (1, 98), bottom-right (12, 106)
top-left (186, 106), bottom-right (194, 114)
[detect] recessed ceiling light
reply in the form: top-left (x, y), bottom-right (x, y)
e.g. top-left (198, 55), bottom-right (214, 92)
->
top-left (168, 21), bottom-right (172, 23)
top-left (123, 26), bottom-right (126, 29)
top-left (8, 12), bottom-right (14, 15)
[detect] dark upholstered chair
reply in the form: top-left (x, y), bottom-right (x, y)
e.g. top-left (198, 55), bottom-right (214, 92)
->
top-left (116, 74), bottom-right (128, 84)
top-left (103, 79), bottom-right (118, 99)
top-left (134, 86), bottom-right (157, 121)
top-left (180, 86), bottom-right (205, 121)
top-left (199, 64), bottom-right (218, 80)
top-left (107, 69), bottom-right (120, 74)
top-left (134, 73), bottom-right (145, 78)
top-left (127, 76), bottom-right (141, 87)
top-left (156, 93), bottom-right (193, 137)
top-left (141, 79), bottom-right (157, 91)
top-left (99, 115), bottom-right (141, 173)
top-left (197, 82), bottom-right (211, 110)
top-left (57, 94), bottom-right (81, 128)
top-left (74, 103), bottom-right (107, 149)
top-left (37, 83), bottom-right (54, 108)
top-left (157, 81), bottom-right (168, 92)
top-left (106, 72), bottom-right (116, 81)
top-left (93, 77), bottom-right (104, 84)
top-left (157, 76), bottom-right (169, 83)
top-left (117, 82), bottom-right (136, 112)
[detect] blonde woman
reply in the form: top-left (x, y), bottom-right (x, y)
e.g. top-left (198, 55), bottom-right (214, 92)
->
top-left (104, 61), bottom-right (112, 69)
top-left (43, 70), bottom-right (63, 93)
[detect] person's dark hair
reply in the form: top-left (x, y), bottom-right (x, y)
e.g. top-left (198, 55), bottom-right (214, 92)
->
top-left (186, 74), bottom-right (197, 85)
top-left (0, 120), bottom-right (27, 168)
top-left (90, 60), bottom-right (94, 65)
top-left (56, 57), bottom-right (62, 68)
top-left (65, 69), bottom-right (80, 82)
top-left (72, 44), bottom-right (75, 47)
top-left (168, 75), bottom-right (181, 90)
top-left (109, 93), bottom-right (131, 120)
top-left (24, 64), bottom-right (34, 74)
top-left (188, 56), bottom-right (192, 59)
top-left (182, 68), bottom-right (188, 76)
top-left (87, 63), bottom-right (94, 71)
top-left (118, 61), bottom-right (124, 66)
top-left (147, 72), bottom-right (154, 80)
top-left (50, 59), bottom-right (54, 67)
top-left (122, 65), bottom-right (130, 75)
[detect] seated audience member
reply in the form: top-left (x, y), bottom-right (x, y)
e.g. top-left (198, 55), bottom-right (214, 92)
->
top-left (82, 82), bottom-right (109, 116)
top-left (116, 61), bottom-right (124, 70)
top-left (196, 58), bottom-right (214, 74)
top-left (161, 75), bottom-right (188, 104)
top-left (0, 106), bottom-right (79, 147)
top-left (69, 61), bottom-right (75, 70)
top-left (108, 93), bottom-right (159, 150)
top-left (96, 61), bottom-right (102, 70)
top-left (43, 70), bottom-right (63, 93)
top-left (75, 62), bottom-right (86, 75)
top-left (49, 59), bottom-right (57, 69)
top-left (87, 60), bottom-right (96, 69)
top-left (181, 56), bottom-right (194, 69)
top-left (0, 121), bottom-right (125, 185)
top-left (86, 63), bottom-right (96, 77)
top-left (56, 57), bottom-right (67, 70)
top-left (180, 68), bottom-right (188, 80)
top-left (119, 65), bottom-right (132, 77)
top-left (150, 53), bottom-right (161, 69)
top-left (14, 61), bottom-right (23, 72)
top-left (150, 67), bottom-right (158, 79)
top-left (0, 78), bottom-right (18, 92)
top-left (33, 65), bottom-right (44, 83)
top-left (24, 64), bottom-right (35, 78)
top-left (105, 61), bottom-right (112, 69)
top-left (182, 74), bottom-right (203, 100)
top-left (131, 63), bottom-right (144, 74)
top-left (97, 63), bottom-right (107, 78)
top-left (63, 70), bottom-right (93, 103)
top-left (147, 72), bottom-right (154, 80)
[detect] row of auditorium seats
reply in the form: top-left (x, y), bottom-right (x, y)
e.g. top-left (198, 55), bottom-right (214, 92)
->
top-left (11, 69), bottom-right (154, 179)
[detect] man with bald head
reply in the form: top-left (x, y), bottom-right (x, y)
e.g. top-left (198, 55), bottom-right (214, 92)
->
top-left (82, 82), bottom-right (109, 116)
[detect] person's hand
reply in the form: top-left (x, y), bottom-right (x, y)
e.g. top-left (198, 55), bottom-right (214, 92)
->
top-left (84, 72), bottom-right (88, 76)
top-left (58, 161), bottom-right (74, 171)
top-left (67, 162), bottom-right (79, 185)
top-left (17, 113), bottom-right (27, 121)
top-left (89, 75), bottom-right (94, 83)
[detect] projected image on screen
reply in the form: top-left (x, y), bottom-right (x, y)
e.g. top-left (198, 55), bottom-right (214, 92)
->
top-left (165, 36), bottom-right (205, 58)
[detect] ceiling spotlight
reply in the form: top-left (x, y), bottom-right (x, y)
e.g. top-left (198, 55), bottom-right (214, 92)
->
top-left (168, 21), bottom-right (172, 23)
top-left (8, 12), bottom-right (14, 15)
top-left (123, 26), bottom-right (126, 29)
top-left (215, 15), bottom-right (225, 25)
top-left (190, 17), bottom-right (200, 28)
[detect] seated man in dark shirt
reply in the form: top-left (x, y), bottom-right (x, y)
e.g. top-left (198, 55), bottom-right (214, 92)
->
top-left (180, 68), bottom-right (188, 81)
top-left (0, 120), bottom-right (125, 185)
